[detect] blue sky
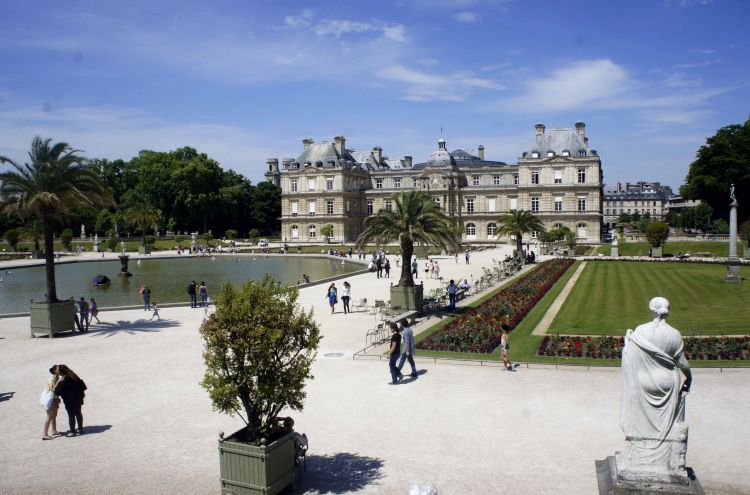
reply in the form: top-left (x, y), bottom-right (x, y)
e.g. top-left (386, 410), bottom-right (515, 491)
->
top-left (1, 0), bottom-right (748, 190)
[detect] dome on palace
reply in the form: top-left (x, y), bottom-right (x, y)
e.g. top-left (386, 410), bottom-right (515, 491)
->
top-left (427, 138), bottom-right (455, 168)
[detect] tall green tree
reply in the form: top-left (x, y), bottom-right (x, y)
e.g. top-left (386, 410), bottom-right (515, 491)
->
top-left (0, 137), bottom-right (112, 301)
top-left (125, 191), bottom-right (162, 247)
top-left (249, 181), bottom-right (281, 235)
top-left (681, 116), bottom-right (750, 224)
top-left (496, 209), bottom-right (546, 259)
top-left (355, 191), bottom-right (460, 287)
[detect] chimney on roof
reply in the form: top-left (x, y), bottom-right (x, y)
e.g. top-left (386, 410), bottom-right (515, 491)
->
top-left (535, 123), bottom-right (545, 139)
top-left (334, 136), bottom-right (346, 156)
top-left (575, 122), bottom-right (586, 139)
top-left (266, 158), bottom-right (279, 174)
top-left (477, 145), bottom-right (485, 160)
top-left (303, 138), bottom-right (313, 150)
top-left (373, 146), bottom-right (382, 163)
top-left (404, 155), bottom-right (413, 168)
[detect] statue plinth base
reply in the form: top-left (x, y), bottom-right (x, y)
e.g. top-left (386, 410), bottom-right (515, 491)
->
top-left (726, 256), bottom-right (742, 284)
top-left (595, 456), bottom-right (704, 495)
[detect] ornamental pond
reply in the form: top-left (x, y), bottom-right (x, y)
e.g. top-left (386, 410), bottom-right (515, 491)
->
top-left (0, 255), bottom-right (363, 314)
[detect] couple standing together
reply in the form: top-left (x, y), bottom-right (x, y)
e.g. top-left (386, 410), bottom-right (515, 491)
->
top-left (388, 322), bottom-right (418, 385)
top-left (42, 364), bottom-right (87, 440)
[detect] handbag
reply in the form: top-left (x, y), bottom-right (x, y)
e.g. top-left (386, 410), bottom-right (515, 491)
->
top-left (39, 389), bottom-right (55, 410)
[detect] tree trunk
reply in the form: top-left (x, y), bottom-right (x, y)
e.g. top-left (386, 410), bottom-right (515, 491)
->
top-left (516, 234), bottom-right (523, 261)
top-left (43, 219), bottom-right (58, 302)
top-left (399, 235), bottom-right (414, 287)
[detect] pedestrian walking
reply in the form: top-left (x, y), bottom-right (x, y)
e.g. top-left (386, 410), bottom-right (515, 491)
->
top-left (200, 281), bottom-right (209, 307)
top-left (78, 297), bottom-right (90, 332)
top-left (397, 321), bottom-right (418, 379)
top-left (465, 250), bottom-right (470, 264)
top-left (341, 281), bottom-right (351, 314)
top-left (327, 283), bottom-right (338, 315)
top-left (187, 281), bottom-right (197, 308)
top-left (150, 303), bottom-right (160, 321)
top-left (433, 260), bottom-right (440, 280)
top-left (424, 260), bottom-right (430, 278)
top-left (42, 365), bottom-right (61, 440)
top-left (447, 280), bottom-right (458, 311)
top-left (384, 259), bottom-right (391, 278)
top-left (376, 257), bottom-right (383, 279)
top-left (501, 326), bottom-right (514, 371)
top-left (89, 298), bottom-right (100, 324)
top-left (71, 298), bottom-right (83, 332)
top-left (411, 257), bottom-right (418, 279)
top-left (53, 364), bottom-right (87, 436)
top-left (142, 285), bottom-right (152, 311)
top-left (387, 323), bottom-right (402, 385)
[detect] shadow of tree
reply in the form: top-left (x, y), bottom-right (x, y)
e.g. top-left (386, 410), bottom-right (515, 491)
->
top-left (88, 319), bottom-right (181, 338)
top-left (288, 452), bottom-right (384, 494)
top-left (0, 391), bottom-right (15, 402)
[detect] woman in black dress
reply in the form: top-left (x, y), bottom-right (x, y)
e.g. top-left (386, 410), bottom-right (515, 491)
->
top-left (53, 364), bottom-right (87, 436)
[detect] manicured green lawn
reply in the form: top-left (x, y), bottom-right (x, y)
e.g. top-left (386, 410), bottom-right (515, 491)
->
top-left (596, 241), bottom-right (744, 258)
top-left (549, 262), bottom-right (750, 336)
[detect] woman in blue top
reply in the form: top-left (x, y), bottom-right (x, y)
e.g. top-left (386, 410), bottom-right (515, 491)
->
top-left (327, 283), bottom-right (338, 315)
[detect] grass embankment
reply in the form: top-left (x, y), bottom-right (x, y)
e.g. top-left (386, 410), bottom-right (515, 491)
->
top-left (596, 241), bottom-right (743, 257)
top-left (550, 262), bottom-right (749, 336)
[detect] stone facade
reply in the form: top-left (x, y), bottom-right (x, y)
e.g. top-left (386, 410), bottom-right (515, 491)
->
top-left (603, 182), bottom-right (674, 230)
top-left (265, 123), bottom-right (603, 244)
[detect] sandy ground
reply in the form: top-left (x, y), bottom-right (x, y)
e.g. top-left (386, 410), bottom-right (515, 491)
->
top-left (1, 246), bottom-right (748, 495)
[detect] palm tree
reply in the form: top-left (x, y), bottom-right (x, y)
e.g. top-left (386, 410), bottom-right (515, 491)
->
top-left (126, 202), bottom-right (161, 247)
top-left (497, 209), bottom-right (546, 260)
top-left (355, 191), bottom-right (460, 287)
top-left (0, 137), bottom-right (113, 302)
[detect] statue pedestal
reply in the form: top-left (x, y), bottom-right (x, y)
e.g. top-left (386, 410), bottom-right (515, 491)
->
top-left (595, 456), bottom-right (705, 495)
top-left (611, 246), bottom-right (619, 257)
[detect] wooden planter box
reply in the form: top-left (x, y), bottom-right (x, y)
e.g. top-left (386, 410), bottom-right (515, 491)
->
top-left (390, 284), bottom-right (424, 313)
top-left (219, 429), bottom-right (295, 495)
top-left (30, 300), bottom-right (75, 338)
top-left (650, 246), bottom-right (663, 258)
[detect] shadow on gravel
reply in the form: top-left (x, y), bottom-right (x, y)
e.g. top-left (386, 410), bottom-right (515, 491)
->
top-left (289, 452), bottom-right (384, 494)
top-left (0, 391), bottom-right (15, 402)
top-left (88, 319), bottom-right (181, 338)
top-left (397, 369), bottom-right (428, 385)
top-left (81, 424), bottom-right (113, 435)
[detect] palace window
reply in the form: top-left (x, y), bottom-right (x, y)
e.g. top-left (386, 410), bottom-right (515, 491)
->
top-left (487, 223), bottom-right (497, 237)
top-left (307, 178), bottom-right (316, 191)
top-left (487, 197), bottom-right (496, 212)
top-left (531, 196), bottom-right (539, 212)
top-left (375, 178), bottom-right (383, 189)
top-left (531, 170), bottom-right (540, 184)
top-left (326, 200), bottom-right (334, 215)
top-left (577, 168), bottom-right (586, 184)
top-left (493, 175), bottom-right (501, 186)
top-left (555, 196), bottom-right (563, 212)
top-left (472, 175), bottom-right (480, 186)
top-left (308, 225), bottom-right (316, 238)
top-left (577, 196), bottom-right (586, 211)
top-left (466, 198), bottom-right (475, 213)
top-left (308, 200), bottom-right (316, 215)
top-left (291, 201), bottom-right (298, 215)
top-left (290, 178), bottom-right (298, 192)
top-left (412, 178), bottom-right (418, 188)
top-left (466, 223), bottom-right (476, 236)
top-left (326, 178), bottom-right (334, 191)
top-left (394, 177), bottom-right (401, 188)
top-left (291, 225), bottom-right (299, 238)
top-left (554, 169), bottom-right (562, 184)
top-left (385, 200), bottom-right (392, 211)
top-left (509, 197), bottom-right (518, 210)
top-left (513, 173), bottom-right (519, 185)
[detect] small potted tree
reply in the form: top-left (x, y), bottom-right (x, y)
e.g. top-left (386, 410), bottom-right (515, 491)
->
top-left (646, 221), bottom-right (670, 258)
top-left (740, 220), bottom-right (750, 259)
top-left (320, 224), bottom-right (334, 244)
top-left (200, 276), bottom-right (321, 495)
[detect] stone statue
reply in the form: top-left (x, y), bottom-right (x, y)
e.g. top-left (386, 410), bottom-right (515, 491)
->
top-left (618, 297), bottom-right (692, 484)
top-left (611, 233), bottom-right (618, 247)
top-left (80, 224), bottom-right (86, 239)
top-left (730, 183), bottom-right (736, 204)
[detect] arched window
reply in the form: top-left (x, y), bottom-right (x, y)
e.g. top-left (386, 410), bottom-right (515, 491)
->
top-left (466, 223), bottom-right (476, 237)
top-left (308, 225), bottom-right (316, 239)
top-left (577, 223), bottom-right (587, 239)
top-left (487, 223), bottom-right (497, 237)
top-left (290, 225), bottom-right (299, 239)
top-left (553, 223), bottom-right (564, 229)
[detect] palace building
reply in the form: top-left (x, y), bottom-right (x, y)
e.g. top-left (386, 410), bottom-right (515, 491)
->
top-left (265, 123), bottom-right (603, 245)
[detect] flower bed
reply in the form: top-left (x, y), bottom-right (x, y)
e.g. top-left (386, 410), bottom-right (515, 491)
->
top-left (537, 334), bottom-right (750, 361)
top-left (417, 259), bottom-right (574, 353)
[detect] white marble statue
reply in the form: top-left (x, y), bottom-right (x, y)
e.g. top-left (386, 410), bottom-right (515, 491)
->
top-left (80, 224), bottom-right (86, 239)
top-left (618, 297), bottom-right (692, 483)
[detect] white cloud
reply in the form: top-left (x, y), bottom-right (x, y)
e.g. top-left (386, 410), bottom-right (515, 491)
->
top-left (499, 59), bottom-right (630, 112)
top-left (311, 19), bottom-right (407, 42)
top-left (380, 65), bottom-right (505, 102)
top-left (418, 57), bottom-right (440, 66)
top-left (284, 10), bottom-right (313, 28)
top-left (453, 11), bottom-right (479, 23)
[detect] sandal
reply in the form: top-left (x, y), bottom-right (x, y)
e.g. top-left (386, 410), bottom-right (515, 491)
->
top-left (42, 435), bottom-right (54, 440)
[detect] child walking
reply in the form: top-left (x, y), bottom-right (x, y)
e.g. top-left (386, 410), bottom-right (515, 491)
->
top-left (150, 303), bottom-right (160, 321)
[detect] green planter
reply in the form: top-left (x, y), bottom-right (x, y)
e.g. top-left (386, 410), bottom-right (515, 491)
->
top-left (390, 284), bottom-right (424, 313)
top-left (219, 429), bottom-right (295, 495)
top-left (138, 245), bottom-right (152, 255)
top-left (744, 246), bottom-right (750, 260)
top-left (30, 300), bottom-right (75, 338)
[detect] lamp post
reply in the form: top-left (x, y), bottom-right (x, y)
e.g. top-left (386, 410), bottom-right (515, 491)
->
top-left (726, 183), bottom-right (741, 283)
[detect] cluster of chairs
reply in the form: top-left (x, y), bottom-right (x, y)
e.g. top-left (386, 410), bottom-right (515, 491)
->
top-left (363, 299), bottom-right (405, 344)
top-left (473, 259), bottom-right (524, 292)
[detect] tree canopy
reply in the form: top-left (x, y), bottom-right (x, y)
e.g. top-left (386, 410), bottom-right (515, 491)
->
top-left (496, 209), bottom-right (546, 259)
top-left (681, 116), bottom-right (750, 224)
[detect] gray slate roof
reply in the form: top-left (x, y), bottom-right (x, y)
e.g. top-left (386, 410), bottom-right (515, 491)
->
top-left (528, 128), bottom-right (588, 155)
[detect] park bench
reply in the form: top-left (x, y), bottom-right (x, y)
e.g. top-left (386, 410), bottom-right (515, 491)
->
top-left (385, 309), bottom-right (418, 327)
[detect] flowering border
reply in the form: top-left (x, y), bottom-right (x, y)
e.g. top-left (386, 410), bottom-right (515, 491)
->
top-left (417, 259), bottom-right (574, 354)
top-left (537, 334), bottom-right (750, 361)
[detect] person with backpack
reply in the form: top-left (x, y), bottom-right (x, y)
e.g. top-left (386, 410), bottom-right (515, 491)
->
top-left (188, 280), bottom-right (197, 308)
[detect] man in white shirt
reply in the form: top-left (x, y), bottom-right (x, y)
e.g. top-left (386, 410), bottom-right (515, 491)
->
top-left (397, 321), bottom-right (418, 379)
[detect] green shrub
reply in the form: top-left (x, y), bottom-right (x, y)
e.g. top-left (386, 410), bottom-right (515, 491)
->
top-left (4, 228), bottom-right (21, 251)
top-left (645, 222), bottom-right (670, 247)
top-left (225, 229), bottom-right (238, 240)
top-left (107, 237), bottom-right (119, 252)
top-left (60, 228), bottom-right (74, 250)
top-left (145, 235), bottom-right (156, 246)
